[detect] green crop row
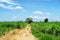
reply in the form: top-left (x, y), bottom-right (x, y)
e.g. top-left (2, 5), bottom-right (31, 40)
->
top-left (31, 22), bottom-right (60, 40)
top-left (0, 21), bottom-right (27, 36)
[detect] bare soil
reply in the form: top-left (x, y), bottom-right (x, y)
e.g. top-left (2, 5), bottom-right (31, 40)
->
top-left (0, 24), bottom-right (38, 40)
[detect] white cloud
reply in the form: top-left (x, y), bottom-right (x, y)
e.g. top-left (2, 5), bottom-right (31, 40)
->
top-left (33, 10), bottom-right (51, 16)
top-left (0, 0), bottom-right (16, 5)
top-left (30, 16), bottom-right (40, 19)
top-left (15, 6), bottom-right (24, 10)
top-left (33, 11), bottom-right (43, 14)
top-left (29, 15), bottom-right (48, 20)
top-left (53, 17), bottom-right (60, 21)
top-left (0, 0), bottom-right (25, 11)
top-left (0, 4), bottom-right (12, 9)
top-left (29, 15), bottom-right (49, 21)
top-left (32, 11), bottom-right (51, 21)
top-left (0, 4), bottom-right (24, 10)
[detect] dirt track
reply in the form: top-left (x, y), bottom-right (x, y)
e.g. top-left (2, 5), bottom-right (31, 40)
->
top-left (0, 24), bottom-right (38, 40)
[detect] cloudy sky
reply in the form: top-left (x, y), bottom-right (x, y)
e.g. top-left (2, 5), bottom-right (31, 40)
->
top-left (0, 0), bottom-right (60, 22)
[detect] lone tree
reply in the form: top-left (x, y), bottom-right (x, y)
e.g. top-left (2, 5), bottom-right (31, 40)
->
top-left (44, 18), bottom-right (48, 22)
top-left (26, 17), bottom-right (33, 24)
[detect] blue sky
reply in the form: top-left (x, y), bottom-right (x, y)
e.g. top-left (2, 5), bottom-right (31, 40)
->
top-left (0, 0), bottom-right (60, 22)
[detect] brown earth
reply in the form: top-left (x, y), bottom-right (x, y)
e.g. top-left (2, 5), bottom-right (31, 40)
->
top-left (0, 24), bottom-right (38, 40)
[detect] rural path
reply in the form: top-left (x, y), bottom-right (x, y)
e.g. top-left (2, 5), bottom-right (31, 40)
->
top-left (0, 24), bottom-right (38, 40)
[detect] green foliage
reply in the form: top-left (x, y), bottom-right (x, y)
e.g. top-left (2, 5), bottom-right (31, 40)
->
top-left (26, 17), bottom-right (33, 24)
top-left (31, 22), bottom-right (60, 40)
top-left (44, 18), bottom-right (48, 22)
top-left (40, 35), bottom-right (57, 40)
top-left (0, 21), bottom-right (27, 36)
top-left (0, 21), bottom-right (60, 40)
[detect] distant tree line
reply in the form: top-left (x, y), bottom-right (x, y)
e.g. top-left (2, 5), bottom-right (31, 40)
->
top-left (26, 17), bottom-right (48, 24)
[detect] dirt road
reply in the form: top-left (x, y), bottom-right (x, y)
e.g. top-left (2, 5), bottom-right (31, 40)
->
top-left (0, 24), bottom-right (38, 40)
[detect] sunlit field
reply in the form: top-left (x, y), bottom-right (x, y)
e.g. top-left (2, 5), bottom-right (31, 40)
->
top-left (0, 0), bottom-right (60, 40)
top-left (0, 21), bottom-right (27, 36)
top-left (31, 22), bottom-right (60, 40)
top-left (0, 21), bottom-right (60, 40)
